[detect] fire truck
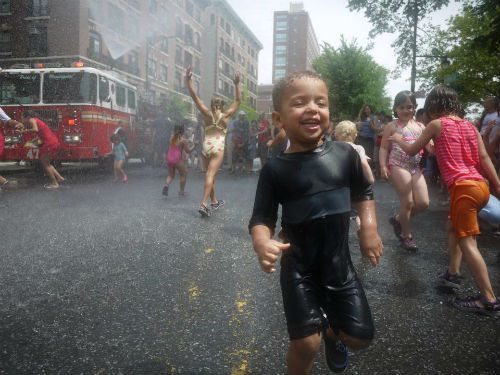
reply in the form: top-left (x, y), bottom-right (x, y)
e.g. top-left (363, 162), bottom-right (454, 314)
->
top-left (0, 63), bottom-right (152, 165)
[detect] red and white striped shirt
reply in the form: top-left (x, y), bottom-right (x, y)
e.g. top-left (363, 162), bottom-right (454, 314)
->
top-left (434, 116), bottom-right (484, 188)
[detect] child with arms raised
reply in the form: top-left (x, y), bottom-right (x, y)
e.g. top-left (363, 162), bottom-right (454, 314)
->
top-left (249, 71), bottom-right (383, 374)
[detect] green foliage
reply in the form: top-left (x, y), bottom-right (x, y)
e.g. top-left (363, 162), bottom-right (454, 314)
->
top-left (239, 102), bottom-right (258, 122)
top-left (162, 93), bottom-right (190, 123)
top-left (417, 1), bottom-right (500, 103)
top-left (312, 38), bottom-right (391, 121)
top-left (347, 0), bottom-right (454, 77)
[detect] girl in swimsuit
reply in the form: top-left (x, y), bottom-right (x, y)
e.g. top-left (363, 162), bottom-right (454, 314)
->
top-left (379, 91), bottom-right (431, 250)
top-left (185, 66), bottom-right (241, 217)
top-left (163, 124), bottom-right (195, 197)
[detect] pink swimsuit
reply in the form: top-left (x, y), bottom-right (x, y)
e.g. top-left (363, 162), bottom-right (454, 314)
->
top-left (166, 141), bottom-right (182, 167)
top-left (388, 119), bottom-right (424, 175)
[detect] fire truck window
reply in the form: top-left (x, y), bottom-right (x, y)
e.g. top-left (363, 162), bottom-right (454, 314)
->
top-left (99, 76), bottom-right (109, 102)
top-left (43, 72), bottom-right (96, 104)
top-left (127, 90), bottom-right (136, 109)
top-left (0, 73), bottom-right (40, 105)
top-left (116, 85), bottom-right (126, 107)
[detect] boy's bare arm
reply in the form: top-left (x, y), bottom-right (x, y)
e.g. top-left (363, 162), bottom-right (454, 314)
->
top-left (353, 200), bottom-right (383, 266)
top-left (251, 224), bottom-right (290, 273)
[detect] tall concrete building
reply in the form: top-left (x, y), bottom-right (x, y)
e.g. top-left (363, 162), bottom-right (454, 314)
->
top-left (272, 2), bottom-right (320, 83)
top-left (200, 0), bottom-right (262, 110)
top-left (0, 0), bottom-right (261, 115)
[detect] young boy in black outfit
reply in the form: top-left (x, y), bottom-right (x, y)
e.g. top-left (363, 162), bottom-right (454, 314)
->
top-left (249, 71), bottom-right (383, 374)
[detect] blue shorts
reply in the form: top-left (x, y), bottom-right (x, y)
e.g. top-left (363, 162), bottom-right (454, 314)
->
top-left (478, 194), bottom-right (500, 225)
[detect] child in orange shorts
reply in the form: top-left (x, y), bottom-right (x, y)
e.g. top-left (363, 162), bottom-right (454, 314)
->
top-left (389, 85), bottom-right (500, 317)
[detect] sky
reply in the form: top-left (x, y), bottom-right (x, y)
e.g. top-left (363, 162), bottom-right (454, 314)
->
top-left (226, 0), bottom-right (462, 100)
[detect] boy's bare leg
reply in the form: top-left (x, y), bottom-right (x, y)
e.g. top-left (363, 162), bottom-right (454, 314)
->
top-left (287, 334), bottom-right (321, 375)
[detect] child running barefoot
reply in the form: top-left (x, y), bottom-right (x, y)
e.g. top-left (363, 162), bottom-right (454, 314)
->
top-left (110, 133), bottom-right (128, 183)
top-left (389, 85), bottom-right (500, 317)
top-left (162, 124), bottom-right (195, 197)
top-left (379, 91), bottom-right (430, 250)
top-left (249, 71), bottom-right (383, 374)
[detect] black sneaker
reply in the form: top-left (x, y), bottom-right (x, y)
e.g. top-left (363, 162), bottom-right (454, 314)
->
top-left (162, 185), bottom-right (169, 196)
top-left (210, 199), bottom-right (225, 210)
top-left (439, 270), bottom-right (463, 289)
top-left (324, 337), bottom-right (349, 373)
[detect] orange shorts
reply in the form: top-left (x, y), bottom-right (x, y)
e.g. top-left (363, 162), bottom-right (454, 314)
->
top-left (448, 180), bottom-right (489, 238)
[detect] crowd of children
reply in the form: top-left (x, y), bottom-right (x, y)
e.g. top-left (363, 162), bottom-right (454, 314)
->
top-left (248, 72), bottom-right (499, 375)
top-left (1, 70), bottom-right (499, 374)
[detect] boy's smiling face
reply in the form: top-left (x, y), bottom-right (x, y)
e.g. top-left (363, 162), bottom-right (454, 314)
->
top-left (272, 77), bottom-right (329, 152)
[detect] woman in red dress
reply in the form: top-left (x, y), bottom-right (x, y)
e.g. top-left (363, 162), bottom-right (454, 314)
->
top-left (22, 111), bottom-right (65, 190)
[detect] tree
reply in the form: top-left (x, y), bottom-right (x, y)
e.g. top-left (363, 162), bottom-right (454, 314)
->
top-left (312, 38), bottom-right (391, 120)
top-left (347, 0), bottom-right (454, 92)
top-left (417, 0), bottom-right (500, 103)
top-left (161, 92), bottom-right (190, 123)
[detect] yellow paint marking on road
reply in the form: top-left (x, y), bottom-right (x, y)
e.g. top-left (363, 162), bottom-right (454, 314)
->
top-left (230, 349), bottom-right (251, 375)
top-left (236, 300), bottom-right (247, 313)
top-left (205, 247), bottom-right (215, 254)
top-left (188, 283), bottom-right (200, 300)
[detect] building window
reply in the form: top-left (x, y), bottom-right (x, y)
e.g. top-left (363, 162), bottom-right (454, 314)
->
top-left (175, 71), bottom-right (182, 92)
top-left (184, 51), bottom-right (192, 70)
top-left (194, 56), bottom-right (200, 75)
top-left (89, 32), bottom-right (101, 59)
top-left (30, 0), bottom-right (48, 17)
top-left (159, 64), bottom-right (168, 82)
top-left (184, 25), bottom-right (193, 46)
top-left (274, 68), bottom-right (286, 81)
top-left (175, 45), bottom-right (183, 65)
top-left (194, 32), bottom-right (201, 51)
top-left (275, 33), bottom-right (287, 42)
top-left (159, 36), bottom-right (169, 53)
top-left (276, 21), bottom-right (288, 31)
top-left (0, 31), bottom-right (11, 53)
top-left (29, 25), bottom-right (47, 56)
top-left (0, 0), bottom-right (10, 13)
top-left (275, 45), bottom-right (287, 54)
top-left (147, 58), bottom-right (156, 77)
top-left (275, 56), bottom-right (286, 67)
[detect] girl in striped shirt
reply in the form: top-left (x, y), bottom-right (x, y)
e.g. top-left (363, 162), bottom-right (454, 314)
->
top-left (389, 85), bottom-right (500, 317)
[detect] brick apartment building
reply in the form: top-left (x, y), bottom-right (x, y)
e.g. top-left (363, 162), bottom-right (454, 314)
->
top-left (0, 0), bottom-right (261, 116)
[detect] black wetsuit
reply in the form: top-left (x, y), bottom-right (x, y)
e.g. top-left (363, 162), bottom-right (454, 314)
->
top-left (249, 141), bottom-right (375, 340)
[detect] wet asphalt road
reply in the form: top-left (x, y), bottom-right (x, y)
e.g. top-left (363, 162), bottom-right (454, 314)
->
top-left (0, 163), bottom-right (499, 375)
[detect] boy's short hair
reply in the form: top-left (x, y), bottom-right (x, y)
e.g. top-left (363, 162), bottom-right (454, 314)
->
top-left (334, 120), bottom-right (357, 143)
top-left (272, 70), bottom-right (324, 111)
top-left (110, 133), bottom-right (120, 142)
